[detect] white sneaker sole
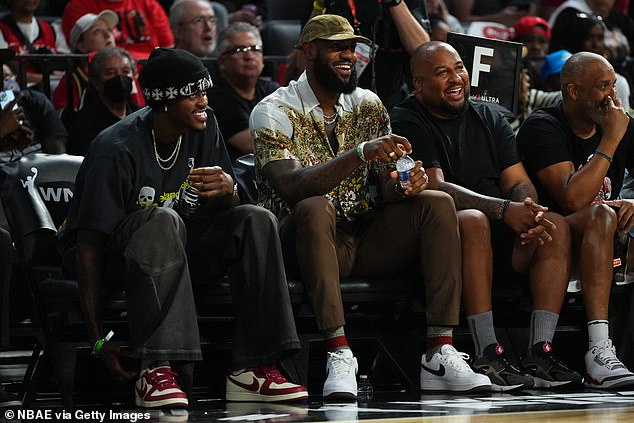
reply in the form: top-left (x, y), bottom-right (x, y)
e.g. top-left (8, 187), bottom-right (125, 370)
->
top-left (135, 395), bottom-right (188, 408)
top-left (226, 390), bottom-right (308, 403)
top-left (421, 379), bottom-right (491, 392)
top-left (584, 374), bottom-right (634, 389)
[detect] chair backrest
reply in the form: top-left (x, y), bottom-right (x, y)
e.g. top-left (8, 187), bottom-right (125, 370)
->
top-left (265, 0), bottom-right (308, 21)
top-left (0, 153), bottom-right (83, 268)
top-left (262, 20), bottom-right (301, 56)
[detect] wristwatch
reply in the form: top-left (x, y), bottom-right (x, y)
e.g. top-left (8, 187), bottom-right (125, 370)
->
top-left (383, 0), bottom-right (402, 7)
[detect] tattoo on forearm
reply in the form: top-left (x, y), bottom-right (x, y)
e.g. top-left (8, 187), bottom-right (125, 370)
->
top-left (509, 181), bottom-right (538, 203)
top-left (439, 181), bottom-right (504, 220)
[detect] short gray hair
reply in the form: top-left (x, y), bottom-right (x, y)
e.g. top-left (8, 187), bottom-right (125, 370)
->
top-left (169, 0), bottom-right (214, 29)
top-left (217, 22), bottom-right (262, 55)
top-left (88, 47), bottom-right (136, 80)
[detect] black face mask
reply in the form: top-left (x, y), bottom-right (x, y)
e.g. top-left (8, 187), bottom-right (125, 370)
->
top-left (103, 75), bottom-right (133, 103)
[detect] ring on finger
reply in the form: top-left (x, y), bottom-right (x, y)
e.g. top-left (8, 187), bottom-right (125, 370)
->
top-left (389, 151), bottom-right (396, 159)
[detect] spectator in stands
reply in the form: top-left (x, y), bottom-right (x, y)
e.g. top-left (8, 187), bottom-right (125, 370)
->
top-left (512, 16), bottom-right (551, 86)
top-left (451, 0), bottom-right (535, 27)
top-left (52, 10), bottom-right (118, 111)
top-left (549, 11), bottom-right (631, 110)
top-left (391, 42), bottom-right (582, 390)
top-left (429, 15), bottom-right (451, 42)
top-left (58, 48), bottom-right (308, 408)
top-left (208, 22), bottom-right (277, 162)
top-left (509, 18), bottom-right (561, 131)
top-left (250, 14), bottom-right (491, 399)
top-left (0, 64), bottom-right (67, 163)
top-left (309, 0), bottom-right (430, 111)
top-left (541, 49), bottom-right (572, 91)
top-left (517, 51), bottom-right (634, 389)
top-left (61, 0), bottom-right (175, 59)
top-left (53, 11), bottom-right (145, 112)
top-left (63, 47), bottom-right (140, 156)
top-left (426, 0), bottom-right (464, 33)
top-left (170, 0), bottom-right (218, 58)
top-left (549, 0), bottom-right (634, 63)
top-left (0, 0), bottom-right (69, 85)
top-left (220, 1), bottom-right (265, 28)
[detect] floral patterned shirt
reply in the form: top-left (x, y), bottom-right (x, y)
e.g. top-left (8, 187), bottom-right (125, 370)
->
top-left (250, 72), bottom-right (391, 221)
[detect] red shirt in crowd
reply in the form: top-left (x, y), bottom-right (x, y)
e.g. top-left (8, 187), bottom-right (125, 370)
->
top-left (61, 0), bottom-right (174, 58)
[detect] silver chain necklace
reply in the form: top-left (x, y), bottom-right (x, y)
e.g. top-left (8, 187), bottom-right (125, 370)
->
top-left (151, 128), bottom-right (182, 171)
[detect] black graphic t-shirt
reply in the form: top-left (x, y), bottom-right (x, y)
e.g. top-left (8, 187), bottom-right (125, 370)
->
top-left (62, 107), bottom-right (233, 239)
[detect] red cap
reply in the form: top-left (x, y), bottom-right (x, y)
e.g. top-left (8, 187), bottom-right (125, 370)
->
top-left (513, 16), bottom-right (551, 41)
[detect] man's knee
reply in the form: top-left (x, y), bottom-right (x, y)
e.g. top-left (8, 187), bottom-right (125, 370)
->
top-left (293, 196), bottom-right (336, 225)
top-left (570, 204), bottom-right (617, 236)
top-left (235, 204), bottom-right (279, 231)
top-left (458, 209), bottom-right (490, 241)
top-left (411, 190), bottom-right (458, 225)
top-left (149, 207), bottom-right (187, 244)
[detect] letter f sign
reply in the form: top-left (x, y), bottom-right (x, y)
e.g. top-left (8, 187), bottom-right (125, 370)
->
top-left (471, 46), bottom-right (494, 87)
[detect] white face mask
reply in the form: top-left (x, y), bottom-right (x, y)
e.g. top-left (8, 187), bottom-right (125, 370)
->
top-left (3, 78), bottom-right (20, 93)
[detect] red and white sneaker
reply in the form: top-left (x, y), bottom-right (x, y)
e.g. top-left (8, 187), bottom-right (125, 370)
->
top-left (135, 366), bottom-right (188, 408)
top-left (226, 365), bottom-right (308, 402)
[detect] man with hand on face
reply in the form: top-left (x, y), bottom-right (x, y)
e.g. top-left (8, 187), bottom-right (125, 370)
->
top-left (391, 41), bottom-right (579, 391)
top-left (251, 15), bottom-right (491, 400)
top-left (63, 47), bottom-right (140, 155)
top-left (59, 48), bottom-right (308, 408)
top-left (517, 51), bottom-right (634, 389)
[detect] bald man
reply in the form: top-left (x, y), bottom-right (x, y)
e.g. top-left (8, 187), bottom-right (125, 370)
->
top-left (517, 51), bottom-right (634, 389)
top-left (391, 41), bottom-right (580, 391)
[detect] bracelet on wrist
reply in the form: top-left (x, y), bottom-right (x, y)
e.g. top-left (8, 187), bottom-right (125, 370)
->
top-left (356, 141), bottom-right (368, 163)
top-left (499, 199), bottom-right (511, 222)
top-left (92, 330), bottom-right (114, 358)
top-left (313, 0), bottom-right (326, 11)
top-left (593, 149), bottom-right (613, 164)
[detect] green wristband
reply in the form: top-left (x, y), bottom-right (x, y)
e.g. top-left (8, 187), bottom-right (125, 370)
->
top-left (92, 330), bottom-right (114, 357)
top-left (356, 141), bottom-right (368, 162)
top-left (594, 149), bottom-right (613, 164)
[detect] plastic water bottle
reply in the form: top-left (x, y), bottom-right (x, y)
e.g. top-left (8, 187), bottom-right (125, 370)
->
top-left (396, 153), bottom-right (415, 190)
top-left (175, 157), bottom-right (199, 219)
top-left (357, 374), bottom-right (373, 400)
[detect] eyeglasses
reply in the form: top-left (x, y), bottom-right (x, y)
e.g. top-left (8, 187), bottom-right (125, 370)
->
top-left (222, 45), bottom-right (263, 56)
top-left (182, 15), bottom-right (218, 27)
top-left (576, 12), bottom-right (603, 22)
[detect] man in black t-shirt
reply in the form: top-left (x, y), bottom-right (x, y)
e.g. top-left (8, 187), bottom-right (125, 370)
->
top-left (60, 48), bottom-right (307, 408)
top-left (517, 51), bottom-right (634, 389)
top-left (391, 41), bottom-right (580, 391)
top-left (208, 21), bottom-right (278, 162)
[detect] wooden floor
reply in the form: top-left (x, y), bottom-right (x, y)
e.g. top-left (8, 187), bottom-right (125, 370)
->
top-left (98, 390), bottom-right (634, 422)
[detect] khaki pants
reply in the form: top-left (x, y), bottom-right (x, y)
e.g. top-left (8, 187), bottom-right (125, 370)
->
top-left (280, 191), bottom-right (462, 330)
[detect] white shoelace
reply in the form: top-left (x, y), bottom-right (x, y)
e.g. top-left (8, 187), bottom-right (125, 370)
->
top-left (328, 351), bottom-right (355, 379)
top-left (441, 346), bottom-right (473, 372)
top-left (595, 341), bottom-right (625, 369)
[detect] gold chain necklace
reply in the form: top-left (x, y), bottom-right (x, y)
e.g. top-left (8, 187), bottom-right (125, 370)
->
top-left (323, 111), bottom-right (338, 125)
top-left (151, 128), bottom-right (182, 171)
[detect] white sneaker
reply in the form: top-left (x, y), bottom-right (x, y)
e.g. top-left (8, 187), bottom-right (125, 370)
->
top-left (585, 339), bottom-right (634, 389)
top-left (323, 349), bottom-right (358, 400)
top-left (420, 344), bottom-right (491, 392)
